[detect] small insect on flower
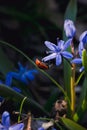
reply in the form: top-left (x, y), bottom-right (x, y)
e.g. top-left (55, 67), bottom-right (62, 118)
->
top-left (35, 58), bottom-right (49, 69)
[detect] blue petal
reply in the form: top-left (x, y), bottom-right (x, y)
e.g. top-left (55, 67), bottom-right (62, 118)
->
top-left (5, 72), bottom-right (13, 86)
top-left (18, 62), bottom-right (25, 72)
top-left (38, 127), bottom-right (45, 130)
top-left (79, 31), bottom-right (87, 43)
top-left (20, 75), bottom-right (29, 84)
top-left (9, 123), bottom-right (24, 130)
top-left (25, 70), bottom-right (38, 81)
top-left (56, 54), bottom-right (62, 66)
top-left (63, 38), bottom-right (72, 50)
top-left (78, 42), bottom-right (84, 57)
top-left (71, 58), bottom-right (82, 64)
top-left (44, 41), bottom-right (57, 51)
top-left (0, 124), bottom-right (5, 129)
top-left (42, 53), bottom-right (57, 62)
top-left (62, 51), bottom-right (73, 59)
top-left (80, 66), bottom-right (84, 72)
top-left (57, 40), bottom-right (64, 50)
top-left (2, 111), bottom-right (10, 128)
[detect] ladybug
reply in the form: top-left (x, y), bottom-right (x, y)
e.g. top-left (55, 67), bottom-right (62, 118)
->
top-left (35, 58), bottom-right (49, 69)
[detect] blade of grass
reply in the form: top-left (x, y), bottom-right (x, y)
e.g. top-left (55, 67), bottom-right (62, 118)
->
top-left (0, 40), bottom-right (69, 102)
top-left (0, 84), bottom-right (49, 116)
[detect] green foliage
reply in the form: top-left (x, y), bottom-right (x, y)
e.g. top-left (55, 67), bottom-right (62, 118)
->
top-left (0, 0), bottom-right (87, 129)
top-left (73, 76), bottom-right (87, 122)
top-left (82, 49), bottom-right (87, 73)
top-left (63, 0), bottom-right (77, 117)
top-left (0, 84), bottom-right (49, 116)
top-left (61, 117), bottom-right (86, 130)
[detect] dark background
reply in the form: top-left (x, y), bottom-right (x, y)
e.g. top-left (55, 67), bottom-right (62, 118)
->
top-left (0, 0), bottom-right (87, 107)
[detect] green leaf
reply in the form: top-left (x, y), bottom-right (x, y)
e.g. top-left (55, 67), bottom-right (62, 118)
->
top-left (63, 59), bottom-right (72, 117)
top-left (63, 59), bottom-right (71, 100)
top-left (61, 117), bottom-right (86, 130)
top-left (82, 49), bottom-right (87, 73)
top-left (0, 84), bottom-right (49, 116)
top-left (63, 0), bottom-right (77, 116)
top-left (73, 76), bottom-right (87, 122)
top-left (0, 40), bottom-right (67, 98)
top-left (64, 0), bottom-right (77, 21)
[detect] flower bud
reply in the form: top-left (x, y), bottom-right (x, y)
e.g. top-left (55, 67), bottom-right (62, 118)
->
top-left (79, 31), bottom-right (87, 49)
top-left (64, 19), bottom-right (76, 38)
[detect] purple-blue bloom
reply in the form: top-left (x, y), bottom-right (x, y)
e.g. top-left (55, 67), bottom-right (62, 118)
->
top-left (5, 62), bottom-right (38, 86)
top-left (79, 31), bottom-right (87, 43)
top-left (71, 42), bottom-right (84, 72)
top-left (79, 31), bottom-right (87, 50)
top-left (42, 38), bottom-right (73, 66)
top-left (64, 19), bottom-right (76, 38)
top-left (0, 111), bottom-right (24, 130)
top-left (71, 31), bottom-right (87, 72)
top-left (38, 127), bottom-right (45, 130)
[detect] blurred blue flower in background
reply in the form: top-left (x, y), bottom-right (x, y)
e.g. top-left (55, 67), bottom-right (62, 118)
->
top-left (0, 111), bottom-right (24, 130)
top-left (0, 62), bottom-right (38, 101)
top-left (0, 80), bottom-right (21, 102)
top-left (42, 38), bottom-right (73, 66)
top-left (64, 19), bottom-right (76, 38)
top-left (5, 62), bottom-right (38, 86)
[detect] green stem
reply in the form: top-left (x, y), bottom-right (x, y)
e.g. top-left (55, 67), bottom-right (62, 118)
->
top-left (0, 40), bottom-right (70, 108)
top-left (18, 97), bottom-right (27, 123)
top-left (0, 40), bottom-right (70, 103)
top-left (71, 64), bottom-right (75, 115)
top-left (75, 71), bottom-right (84, 86)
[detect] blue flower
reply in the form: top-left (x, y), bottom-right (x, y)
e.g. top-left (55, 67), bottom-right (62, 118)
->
top-left (71, 31), bottom-right (87, 72)
top-left (64, 19), bottom-right (76, 38)
top-left (71, 42), bottom-right (84, 72)
top-left (0, 111), bottom-right (24, 130)
top-left (79, 31), bottom-right (87, 50)
top-left (5, 62), bottom-right (38, 85)
top-left (42, 38), bottom-right (73, 66)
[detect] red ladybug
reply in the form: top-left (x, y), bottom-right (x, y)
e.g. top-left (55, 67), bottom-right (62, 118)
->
top-left (35, 58), bottom-right (49, 69)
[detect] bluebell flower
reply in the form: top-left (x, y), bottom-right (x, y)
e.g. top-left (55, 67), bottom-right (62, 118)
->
top-left (79, 31), bottom-right (87, 50)
top-left (71, 42), bottom-right (84, 72)
top-left (42, 38), bottom-right (73, 66)
top-left (5, 62), bottom-right (38, 85)
top-left (71, 31), bottom-right (87, 72)
top-left (64, 19), bottom-right (76, 38)
top-left (0, 111), bottom-right (24, 130)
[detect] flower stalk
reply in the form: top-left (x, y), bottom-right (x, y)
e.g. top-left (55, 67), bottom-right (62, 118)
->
top-left (71, 41), bottom-right (76, 115)
top-left (71, 64), bottom-right (75, 115)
